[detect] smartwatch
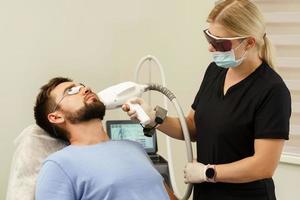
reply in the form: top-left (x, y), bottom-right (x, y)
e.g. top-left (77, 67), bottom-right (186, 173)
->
top-left (205, 164), bottom-right (216, 183)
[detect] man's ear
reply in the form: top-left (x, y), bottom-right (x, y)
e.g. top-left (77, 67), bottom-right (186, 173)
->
top-left (48, 112), bottom-right (65, 124)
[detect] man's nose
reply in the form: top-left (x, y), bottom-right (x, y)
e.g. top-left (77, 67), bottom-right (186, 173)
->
top-left (81, 86), bottom-right (91, 95)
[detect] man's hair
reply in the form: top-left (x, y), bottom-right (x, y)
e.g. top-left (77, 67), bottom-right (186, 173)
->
top-left (34, 77), bottom-right (72, 142)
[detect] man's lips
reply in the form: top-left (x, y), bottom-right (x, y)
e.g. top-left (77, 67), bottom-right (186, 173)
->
top-left (84, 93), bottom-right (98, 101)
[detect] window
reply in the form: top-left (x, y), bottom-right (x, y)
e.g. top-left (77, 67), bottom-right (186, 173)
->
top-left (255, 0), bottom-right (300, 137)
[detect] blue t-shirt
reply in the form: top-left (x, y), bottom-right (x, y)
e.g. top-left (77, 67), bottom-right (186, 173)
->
top-left (36, 140), bottom-right (170, 200)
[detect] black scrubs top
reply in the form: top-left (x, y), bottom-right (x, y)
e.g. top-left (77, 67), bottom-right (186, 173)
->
top-left (191, 62), bottom-right (291, 200)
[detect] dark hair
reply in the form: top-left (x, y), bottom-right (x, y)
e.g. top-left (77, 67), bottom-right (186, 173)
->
top-left (34, 77), bottom-right (72, 142)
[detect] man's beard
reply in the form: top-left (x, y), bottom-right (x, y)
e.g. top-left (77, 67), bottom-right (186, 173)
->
top-left (65, 100), bottom-right (106, 124)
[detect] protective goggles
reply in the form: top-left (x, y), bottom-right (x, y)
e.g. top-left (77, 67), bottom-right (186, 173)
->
top-left (203, 29), bottom-right (247, 52)
top-left (52, 84), bottom-right (85, 112)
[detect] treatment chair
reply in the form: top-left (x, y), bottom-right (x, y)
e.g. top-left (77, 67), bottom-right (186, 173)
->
top-left (6, 124), bottom-right (66, 200)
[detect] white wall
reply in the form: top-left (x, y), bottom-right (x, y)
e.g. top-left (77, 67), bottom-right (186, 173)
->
top-left (274, 162), bottom-right (300, 200)
top-left (0, 0), bottom-right (214, 198)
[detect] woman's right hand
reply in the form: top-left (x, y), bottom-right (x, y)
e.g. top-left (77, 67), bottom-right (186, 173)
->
top-left (121, 97), bottom-right (156, 126)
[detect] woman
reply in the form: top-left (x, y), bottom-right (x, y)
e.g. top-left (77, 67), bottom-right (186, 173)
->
top-left (123, 0), bottom-right (291, 199)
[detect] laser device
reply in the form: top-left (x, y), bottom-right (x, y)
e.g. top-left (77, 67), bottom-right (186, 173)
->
top-left (97, 82), bottom-right (151, 126)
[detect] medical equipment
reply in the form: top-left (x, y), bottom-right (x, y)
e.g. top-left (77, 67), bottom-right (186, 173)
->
top-left (136, 55), bottom-right (181, 195)
top-left (98, 82), bottom-right (151, 126)
top-left (135, 55), bottom-right (193, 200)
top-left (97, 76), bottom-right (193, 200)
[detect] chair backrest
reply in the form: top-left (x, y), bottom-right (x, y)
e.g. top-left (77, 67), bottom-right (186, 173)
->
top-left (6, 124), bottom-right (66, 200)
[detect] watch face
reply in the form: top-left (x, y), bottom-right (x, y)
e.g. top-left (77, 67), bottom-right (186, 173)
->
top-left (206, 167), bottom-right (215, 179)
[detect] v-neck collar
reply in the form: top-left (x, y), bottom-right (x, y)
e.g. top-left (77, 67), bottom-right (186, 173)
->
top-left (220, 62), bottom-right (264, 98)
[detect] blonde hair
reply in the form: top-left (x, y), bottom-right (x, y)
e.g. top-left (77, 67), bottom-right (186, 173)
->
top-left (208, 0), bottom-right (276, 68)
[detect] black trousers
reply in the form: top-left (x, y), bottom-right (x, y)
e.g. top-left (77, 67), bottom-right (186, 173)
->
top-left (193, 179), bottom-right (276, 200)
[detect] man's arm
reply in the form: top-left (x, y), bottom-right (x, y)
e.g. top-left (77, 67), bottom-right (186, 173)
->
top-left (36, 161), bottom-right (75, 200)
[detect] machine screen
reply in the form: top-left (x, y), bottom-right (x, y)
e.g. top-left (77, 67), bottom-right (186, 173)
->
top-left (106, 120), bottom-right (157, 153)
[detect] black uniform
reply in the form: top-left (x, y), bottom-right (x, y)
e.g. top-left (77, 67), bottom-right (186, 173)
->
top-left (192, 62), bottom-right (291, 200)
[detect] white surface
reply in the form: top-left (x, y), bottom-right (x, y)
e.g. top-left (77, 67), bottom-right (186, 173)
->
top-left (280, 135), bottom-right (300, 165)
top-left (290, 125), bottom-right (300, 135)
top-left (277, 57), bottom-right (300, 69)
top-left (275, 136), bottom-right (300, 200)
top-left (264, 12), bottom-right (300, 23)
top-left (269, 35), bottom-right (300, 46)
top-left (280, 154), bottom-right (300, 165)
top-left (292, 103), bottom-right (300, 113)
top-left (274, 162), bottom-right (300, 200)
top-left (285, 80), bottom-right (300, 91)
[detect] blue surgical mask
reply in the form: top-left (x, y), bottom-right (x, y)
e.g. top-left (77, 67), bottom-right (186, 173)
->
top-left (211, 41), bottom-right (247, 69)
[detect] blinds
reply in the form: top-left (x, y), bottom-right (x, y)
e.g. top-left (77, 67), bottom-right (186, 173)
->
top-left (254, 0), bottom-right (300, 136)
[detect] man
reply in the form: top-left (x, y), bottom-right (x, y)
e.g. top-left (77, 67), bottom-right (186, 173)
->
top-left (34, 77), bottom-right (176, 200)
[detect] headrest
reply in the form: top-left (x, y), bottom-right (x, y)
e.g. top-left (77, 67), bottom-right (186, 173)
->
top-left (6, 124), bottom-right (66, 200)
top-left (14, 124), bottom-right (64, 146)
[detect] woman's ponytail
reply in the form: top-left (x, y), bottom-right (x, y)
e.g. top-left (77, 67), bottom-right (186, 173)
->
top-left (261, 35), bottom-right (276, 69)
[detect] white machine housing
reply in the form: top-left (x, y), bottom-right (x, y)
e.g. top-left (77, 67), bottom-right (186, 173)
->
top-left (97, 81), bottom-right (151, 125)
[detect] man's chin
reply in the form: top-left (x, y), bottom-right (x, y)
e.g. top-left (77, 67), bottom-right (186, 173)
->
top-left (65, 100), bottom-right (106, 124)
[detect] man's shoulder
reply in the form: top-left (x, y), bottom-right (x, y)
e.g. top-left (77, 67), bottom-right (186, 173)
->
top-left (107, 140), bottom-right (145, 153)
top-left (116, 139), bottom-right (141, 146)
top-left (43, 146), bottom-right (72, 165)
top-left (117, 140), bottom-right (144, 149)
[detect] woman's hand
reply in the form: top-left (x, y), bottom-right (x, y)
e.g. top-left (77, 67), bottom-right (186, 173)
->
top-left (184, 159), bottom-right (207, 183)
top-left (122, 97), bottom-right (156, 126)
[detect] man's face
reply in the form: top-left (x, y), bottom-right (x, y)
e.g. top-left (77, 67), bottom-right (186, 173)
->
top-left (50, 81), bottom-right (105, 124)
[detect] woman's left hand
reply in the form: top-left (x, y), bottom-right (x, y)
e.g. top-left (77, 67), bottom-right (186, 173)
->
top-left (184, 159), bottom-right (207, 183)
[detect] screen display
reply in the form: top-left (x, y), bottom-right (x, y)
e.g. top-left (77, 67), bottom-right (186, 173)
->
top-left (109, 123), bottom-right (155, 150)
